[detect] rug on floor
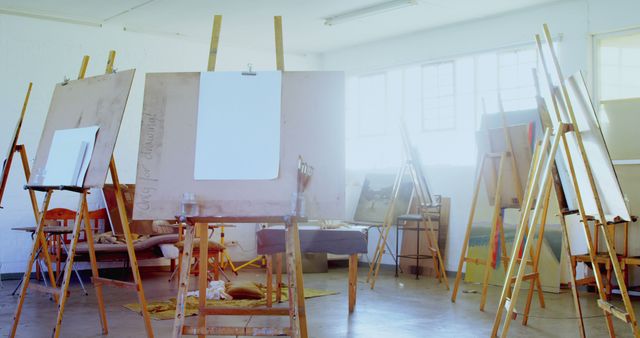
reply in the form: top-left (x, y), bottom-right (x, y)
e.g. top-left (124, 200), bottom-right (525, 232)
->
top-left (124, 287), bottom-right (339, 320)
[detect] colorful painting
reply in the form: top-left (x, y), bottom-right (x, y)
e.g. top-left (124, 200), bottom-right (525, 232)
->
top-left (464, 218), bottom-right (563, 293)
top-left (353, 173), bottom-right (413, 224)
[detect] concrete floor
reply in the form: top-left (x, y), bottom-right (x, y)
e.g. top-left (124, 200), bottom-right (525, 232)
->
top-left (0, 266), bottom-right (638, 337)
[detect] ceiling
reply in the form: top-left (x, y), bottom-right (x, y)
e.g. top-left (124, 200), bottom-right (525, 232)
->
top-left (0, 0), bottom-right (564, 53)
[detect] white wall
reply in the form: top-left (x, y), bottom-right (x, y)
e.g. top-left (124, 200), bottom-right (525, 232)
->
top-left (322, 0), bottom-right (640, 272)
top-left (0, 14), bottom-right (319, 274)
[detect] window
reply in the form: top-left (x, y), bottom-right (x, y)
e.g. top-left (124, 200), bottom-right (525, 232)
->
top-left (596, 31), bottom-right (640, 101)
top-left (346, 43), bottom-right (547, 168)
top-left (497, 48), bottom-right (538, 111)
top-left (421, 62), bottom-right (455, 131)
top-left (357, 73), bottom-right (387, 136)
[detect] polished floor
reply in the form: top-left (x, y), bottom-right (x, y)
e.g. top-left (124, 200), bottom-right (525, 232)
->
top-left (0, 266), bottom-right (638, 337)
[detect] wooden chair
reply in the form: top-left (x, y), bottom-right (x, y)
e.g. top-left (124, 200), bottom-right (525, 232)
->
top-left (171, 223), bottom-right (227, 282)
top-left (36, 208), bottom-right (107, 295)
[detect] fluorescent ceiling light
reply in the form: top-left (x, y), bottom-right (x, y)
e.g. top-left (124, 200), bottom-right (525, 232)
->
top-left (0, 8), bottom-right (102, 27)
top-left (324, 0), bottom-right (418, 26)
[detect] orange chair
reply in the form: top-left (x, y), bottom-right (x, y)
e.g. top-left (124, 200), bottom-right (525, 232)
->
top-left (36, 208), bottom-right (107, 295)
top-left (170, 223), bottom-right (228, 282)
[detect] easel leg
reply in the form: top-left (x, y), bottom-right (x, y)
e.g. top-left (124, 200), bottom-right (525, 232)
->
top-left (197, 223), bottom-right (208, 338)
top-left (276, 253), bottom-right (283, 303)
top-left (266, 255), bottom-right (273, 308)
top-left (426, 217), bottom-right (448, 289)
top-left (522, 183), bottom-right (553, 325)
top-left (10, 190), bottom-right (53, 338)
top-left (368, 166), bottom-right (405, 288)
top-left (480, 154), bottom-right (506, 311)
top-left (285, 217), bottom-right (308, 338)
top-left (19, 145), bottom-right (59, 302)
top-left (111, 159), bottom-right (154, 337)
top-left (452, 156), bottom-right (485, 302)
top-left (349, 254), bottom-right (358, 313)
top-left (52, 192), bottom-right (88, 338)
top-left (81, 195), bottom-right (108, 333)
top-left (172, 223), bottom-right (196, 338)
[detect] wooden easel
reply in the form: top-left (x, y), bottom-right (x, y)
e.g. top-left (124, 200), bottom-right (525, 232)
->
top-left (1, 81), bottom-right (62, 298)
top-left (451, 105), bottom-right (547, 313)
top-left (367, 123), bottom-right (448, 290)
top-left (171, 15), bottom-right (308, 338)
top-left (10, 52), bottom-right (155, 338)
top-left (491, 24), bottom-right (640, 338)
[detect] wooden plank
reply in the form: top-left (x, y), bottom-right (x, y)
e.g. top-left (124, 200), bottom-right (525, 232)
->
top-left (274, 16), bottom-right (284, 71)
top-left (598, 300), bottom-right (631, 323)
top-left (199, 307), bottom-right (290, 316)
top-left (92, 277), bottom-right (138, 290)
top-left (207, 15), bottom-right (222, 72)
top-left (182, 325), bottom-right (291, 336)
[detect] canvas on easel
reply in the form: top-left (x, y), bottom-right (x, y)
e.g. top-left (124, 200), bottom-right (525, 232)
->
top-left (29, 69), bottom-right (135, 188)
top-left (11, 60), bottom-right (155, 338)
top-left (133, 71), bottom-right (345, 220)
top-left (353, 172), bottom-right (413, 224)
top-left (491, 24), bottom-right (640, 338)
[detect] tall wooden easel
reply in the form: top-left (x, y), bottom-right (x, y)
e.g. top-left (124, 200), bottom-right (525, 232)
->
top-left (1, 81), bottom-right (62, 297)
top-left (10, 52), bottom-right (155, 338)
top-left (171, 15), bottom-right (309, 338)
top-left (491, 24), bottom-right (640, 338)
top-left (367, 123), bottom-right (448, 290)
top-left (451, 107), bottom-right (546, 313)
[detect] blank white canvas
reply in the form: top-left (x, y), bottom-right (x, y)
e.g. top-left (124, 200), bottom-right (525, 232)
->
top-left (42, 126), bottom-right (99, 186)
top-left (194, 71), bottom-right (281, 180)
top-left (555, 72), bottom-right (630, 222)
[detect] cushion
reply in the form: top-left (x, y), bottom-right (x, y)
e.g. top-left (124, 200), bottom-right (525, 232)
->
top-left (152, 220), bottom-right (177, 234)
top-left (225, 281), bottom-right (264, 300)
top-left (175, 239), bottom-right (225, 251)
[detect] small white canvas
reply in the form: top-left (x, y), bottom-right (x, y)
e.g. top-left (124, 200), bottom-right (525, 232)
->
top-left (194, 71), bottom-right (281, 180)
top-left (42, 126), bottom-right (99, 186)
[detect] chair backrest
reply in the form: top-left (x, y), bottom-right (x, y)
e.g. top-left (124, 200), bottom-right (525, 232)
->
top-left (45, 208), bottom-right (108, 244)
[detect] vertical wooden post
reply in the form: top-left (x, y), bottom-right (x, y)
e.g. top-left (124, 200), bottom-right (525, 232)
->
top-left (349, 254), bottom-right (358, 313)
top-left (197, 223), bottom-right (208, 338)
top-left (266, 255), bottom-right (274, 308)
top-left (480, 154), bottom-right (506, 311)
top-left (276, 253), bottom-right (283, 303)
top-left (274, 16), bottom-right (284, 71)
top-left (81, 195), bottom-right (108, 333)
top-left (172, 223), bottom-right (196, 338)
top-left (52, 192), bottom-right (89, 338)
top-left (208, 15), bottom-right (222, 72)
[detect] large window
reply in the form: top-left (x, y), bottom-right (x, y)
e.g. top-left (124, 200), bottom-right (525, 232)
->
top-left (421, 62), bottom-right (455, 131)
top-left (348, 44), bottom-right (543, 169)
top-left (596, 31), bottom-right (640, 101)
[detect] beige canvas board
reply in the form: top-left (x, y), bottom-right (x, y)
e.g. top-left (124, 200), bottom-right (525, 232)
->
top-left (477, 124), bottom-right (532, 209)
top-left (133, 71), bottom-right (345, 220)
top-left (599, 98), bottom-right (640, 161)
top-left (30, 70), bottom-right (135, 188)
